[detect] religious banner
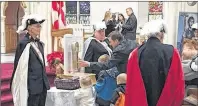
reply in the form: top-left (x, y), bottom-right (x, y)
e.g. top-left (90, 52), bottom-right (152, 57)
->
top-left (177, 12), bottom-right (198, 56)
top-left (148, 1), bottom-right (163, 21)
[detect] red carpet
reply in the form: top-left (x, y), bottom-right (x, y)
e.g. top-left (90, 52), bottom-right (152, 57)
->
top-left (1, 63), bottom-right (56, 106)
top-left (1, 63), bottom-right (14, 80)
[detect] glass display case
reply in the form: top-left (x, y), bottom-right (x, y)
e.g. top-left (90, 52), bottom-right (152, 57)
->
top-left (63, 34), bottom-right (84, 74)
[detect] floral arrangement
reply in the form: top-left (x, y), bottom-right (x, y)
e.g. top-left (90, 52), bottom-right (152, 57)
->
top-left (47, 51), bottom-right (64, 75)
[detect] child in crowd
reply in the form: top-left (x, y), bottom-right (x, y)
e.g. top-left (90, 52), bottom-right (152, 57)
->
top-left (74, 76), bottom-right (96, 106)
top-left (110, 73), bottom-right (127, 106)
top-left (182, 39), bottom-right (198, 60)
top-left (95, 54), bottom-right (119, 106)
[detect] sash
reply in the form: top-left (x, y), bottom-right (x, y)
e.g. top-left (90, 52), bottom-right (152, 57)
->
top-left (82, 37), bottom-right (112, 60)
top-left (11, 43), bottom-right (31, 106)
top-left (100, 41), bottom-right (112, 57)
top-left (30, 42), bottom-right (44, 64)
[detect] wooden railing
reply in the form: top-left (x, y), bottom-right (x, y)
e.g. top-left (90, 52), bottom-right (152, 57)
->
top-left (51, 25), bottom-right (94, 52)
top-left (51, 28), bottom-right (73, 52)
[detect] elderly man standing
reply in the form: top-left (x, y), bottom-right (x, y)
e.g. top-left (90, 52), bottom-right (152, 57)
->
top-left (82, 22), bottom-right (112, 78)
top-left (121, 7), bottom-right (137, 40)
top-left (10, 14), bottom-right (50, 106)
top-left (125, 20), bottom-right (185, 106)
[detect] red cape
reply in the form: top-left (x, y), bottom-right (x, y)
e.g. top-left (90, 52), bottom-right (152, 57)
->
top-left (125, 48), bottom-right (185, 106)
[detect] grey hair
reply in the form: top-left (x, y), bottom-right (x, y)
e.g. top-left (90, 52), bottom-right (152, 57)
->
top-left (147, 33), bottom-right (159, 38)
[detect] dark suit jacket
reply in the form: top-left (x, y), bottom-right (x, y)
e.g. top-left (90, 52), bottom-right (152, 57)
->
top-left (84, 38), bottom-right (110, 77)
top-left (105, 20), bottom-right (116, 37)
top-left (121, 13), bottom-right (137, 40)
top-left (10, 34), bottom-right (50, 95)
top-left (89, 39), bottom-right (137, 73)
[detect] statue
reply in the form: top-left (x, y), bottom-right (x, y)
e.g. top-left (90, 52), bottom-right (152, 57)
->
top-left (71, 42), bottom-right (80, 72)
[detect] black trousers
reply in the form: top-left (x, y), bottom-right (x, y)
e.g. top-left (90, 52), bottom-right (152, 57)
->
top-left (28, 90), bottom-right (47, 106)
top-left (96, 97), bottom-right (111, 106)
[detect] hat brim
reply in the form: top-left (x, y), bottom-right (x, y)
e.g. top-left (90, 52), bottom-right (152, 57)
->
top-left (39, 19), bottom-right (45, 24)
top-left (23, 19), bottom-right (45, 30)
top-left (192, 27), bottom-right (197, 30)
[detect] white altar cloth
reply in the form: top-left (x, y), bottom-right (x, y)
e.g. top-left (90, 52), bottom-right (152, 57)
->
top-left (45, 87), bottom-right (77, 106)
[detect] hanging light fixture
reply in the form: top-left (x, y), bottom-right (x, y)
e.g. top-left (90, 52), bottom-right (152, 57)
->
top-left (187, 1), bottom-right (197, 6)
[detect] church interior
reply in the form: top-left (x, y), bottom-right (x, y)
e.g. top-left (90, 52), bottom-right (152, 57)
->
top-left (1, 1), bottom-right (198, 106)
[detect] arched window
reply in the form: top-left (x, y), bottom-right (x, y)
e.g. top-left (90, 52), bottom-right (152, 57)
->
top-left (65, 1), bottom-right (90, 25)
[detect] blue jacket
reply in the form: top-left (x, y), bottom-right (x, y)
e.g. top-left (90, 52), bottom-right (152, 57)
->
top-left (94, 67), bottom-right (119, 101)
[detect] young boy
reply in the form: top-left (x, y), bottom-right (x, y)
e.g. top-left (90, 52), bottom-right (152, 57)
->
top-left (95, 54), bottom-right (119, 106)
top-left (182, 39), bottom-right (198, 60)
top-left (110, 73), bottom-right (127, 106)
top-left (74, 76), bottom-right (96, 106)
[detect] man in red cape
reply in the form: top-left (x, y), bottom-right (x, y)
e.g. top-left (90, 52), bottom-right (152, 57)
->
top-left (125, 20), bottom-right (185, 106)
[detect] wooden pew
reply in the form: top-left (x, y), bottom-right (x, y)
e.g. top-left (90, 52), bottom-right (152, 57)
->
top-left (182, 88), bottom-right (198, 106)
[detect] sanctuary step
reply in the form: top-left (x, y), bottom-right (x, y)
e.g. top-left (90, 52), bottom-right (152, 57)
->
top-left (1, 63), bottom-right (56, 106)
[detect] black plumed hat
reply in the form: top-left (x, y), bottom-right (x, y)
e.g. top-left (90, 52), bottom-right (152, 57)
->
top-left (16, 14), bottom-right (45, 33)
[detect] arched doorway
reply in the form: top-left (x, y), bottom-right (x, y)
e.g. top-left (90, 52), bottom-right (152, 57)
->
top-left (4, 1), bottom-right (25, 53)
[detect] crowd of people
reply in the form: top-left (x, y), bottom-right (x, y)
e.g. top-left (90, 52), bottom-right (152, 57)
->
top-left (79, 7), bottom-right (198, 106)
top-left (101, 7), bottom-right (137, 41)
top-left (10, 6), bottom-right (197, 106)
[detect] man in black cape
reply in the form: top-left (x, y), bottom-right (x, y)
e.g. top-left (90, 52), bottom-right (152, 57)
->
top-left (80, 30), bottom-right (137, 73)
top-left (125, 20), bottom-right (185, 106)
top-left (10, 14), bottom-right (50, 106)
top-left (82, 22), bottom-right (112, 78)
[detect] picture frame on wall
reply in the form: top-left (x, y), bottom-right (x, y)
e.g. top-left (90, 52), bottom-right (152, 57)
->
top-left (177, 12), bottom-right (198, 55)
top-left (148, 1), bottom-right (163, 21)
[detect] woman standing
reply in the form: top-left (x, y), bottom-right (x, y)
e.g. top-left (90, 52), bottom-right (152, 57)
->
top-left (102, 10), bottom-right (116, 37)
top-left (116, 13), bottom-right (126, 33)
